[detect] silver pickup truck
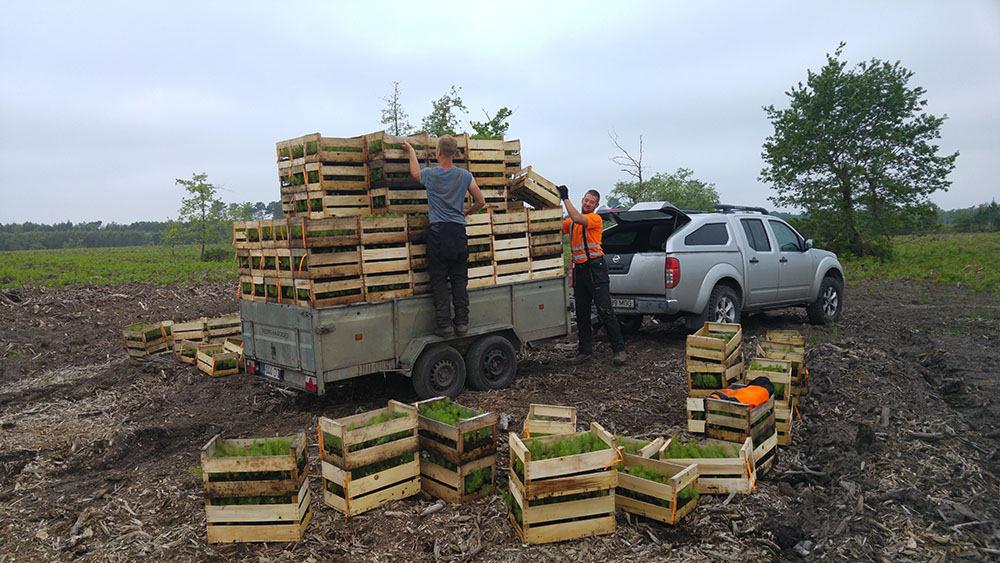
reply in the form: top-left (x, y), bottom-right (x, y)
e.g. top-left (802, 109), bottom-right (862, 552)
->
top-left (596, 202), bottom-right (845, 331)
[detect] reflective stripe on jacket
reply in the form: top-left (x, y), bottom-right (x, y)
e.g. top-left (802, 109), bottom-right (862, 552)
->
top-left (563, 214), bottom-right (604, 264)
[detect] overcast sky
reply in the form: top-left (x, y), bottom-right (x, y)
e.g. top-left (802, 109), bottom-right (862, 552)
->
top-left (1, 1), bottom-right (997, 225)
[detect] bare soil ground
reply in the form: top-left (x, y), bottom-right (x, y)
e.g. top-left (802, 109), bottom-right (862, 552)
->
top-left (1, 279), bottom-right (998, 562)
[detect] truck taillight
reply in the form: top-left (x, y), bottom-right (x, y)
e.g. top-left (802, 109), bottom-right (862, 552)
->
top-left (665, 258), bottom-right (680, 288)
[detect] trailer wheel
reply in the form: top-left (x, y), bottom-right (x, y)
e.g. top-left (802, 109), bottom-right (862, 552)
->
top-left (466, 335), bottom-right (517, 391)
top-left (412, 344), bottom-right (466, 399)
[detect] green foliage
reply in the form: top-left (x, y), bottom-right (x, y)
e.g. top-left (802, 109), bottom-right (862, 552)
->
top-left (418, 398), bottom-right (490, 446)
top-left (661, 438), bottom-right (739, 459)
top-left (515, 432), bottom-right (610, 477)
top-left (380, 81), bottom-right (414, 136)
top-left (165, 173), bottom-right (231, 261)
top-left (691, 372), bottom-right (722, 389)
top-left (420, 85), bottom-right (467, 136)
top-left (322, 410), bottom-right (410, 455)
top-left (611, 168), bottom-right (720, 210)
top-left (843, 232), bottom-right (1000, 294)
top-left (213, 437), bottom-right (293, 458)
top-left (0, 244), bottom-right (237, 289)
top-left (616, 435), bottom-right (650, 455)
top-left (761, 43), bottom-right (958, 258)
top-left (326, 453), bottom-right (415, 491)
top-left (469, 107), bottom-right (514, 139)
top-left (617, 463), bottom-right (700, 509)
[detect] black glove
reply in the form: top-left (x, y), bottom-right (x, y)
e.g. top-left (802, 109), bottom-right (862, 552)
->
top-left (557, 185), bottom-right (569, 200)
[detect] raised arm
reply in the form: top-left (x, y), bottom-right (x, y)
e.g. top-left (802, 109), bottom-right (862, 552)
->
top-left (403, 141), bottom-right (421, 182)
top-left (562, 195), bottom-right (588, 225)
top-left (465, 177), bottom-right (486, 215)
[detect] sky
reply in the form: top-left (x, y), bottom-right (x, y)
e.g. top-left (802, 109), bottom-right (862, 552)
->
top-left (1, 0), bottom-right (998, 225)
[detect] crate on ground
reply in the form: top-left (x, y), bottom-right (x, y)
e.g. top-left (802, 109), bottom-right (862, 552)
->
top-left (616, 454), bottom-right (699, 525)
top-left (704, 394), bottom-right (775, 446)
top-left (223, 337), bottom-right (244, 370)
top-left (686, 322), bottom-right (743, 364)
top-left (172, 317), bottom-right (208, 344)
top-left (507, 423), bottom-right (618, 544)
top-left (174, 339), bottom-right (200, 365)
top-left (200, 432), bottom-right (311, 544)
top-left (745, 357), bottom-right (793, 446)
top-left (319, 400), bottom-right (420, 517)
top-left (122, 321), bottom-right (171, 358)
top-left (508, 167), bottom-right (561, 209)
top-left (523, 404), bottom-right (577, 437)
top-left (618, 436), bottom-right (665, 459)
top-left (414, 397), bottom-right (497, 504)
top-left (757, 339), bottom-right (808, 397)
top-left (686, 357), bottom-right (744, 398)
top-left (766, 329), bottom-right (805, 346)
top-left (207, 314), bottom-right (241, 342)
top-left (196, 343), bottom-right (241, 377)
top-left (658, 437), bottom-right (757, 495)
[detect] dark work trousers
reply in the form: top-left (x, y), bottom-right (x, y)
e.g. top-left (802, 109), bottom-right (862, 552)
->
top-left (428, 222), bottom-right (469, 329)
top-left (574, 256), bottom-right (625, 355)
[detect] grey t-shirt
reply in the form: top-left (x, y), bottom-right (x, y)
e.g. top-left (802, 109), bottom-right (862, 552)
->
top-left (420, 166), bottom-right (473, 225)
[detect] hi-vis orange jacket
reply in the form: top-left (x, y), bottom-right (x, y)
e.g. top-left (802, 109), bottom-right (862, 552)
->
top-left (709, 377), bottom-right (775, 408)
top-left (563, 214), bottom-right (604, 264)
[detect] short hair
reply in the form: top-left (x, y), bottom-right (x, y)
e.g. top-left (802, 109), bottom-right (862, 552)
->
top-left (437, 135), bottom-right (458, 159)
top-left (585, 189), bottom-right (601, 202)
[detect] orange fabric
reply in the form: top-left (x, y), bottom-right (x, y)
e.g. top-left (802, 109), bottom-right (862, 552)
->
top-left (563, 214), bottom-right (604, 264)
top-left (710, 385), bottom-right (771, 408)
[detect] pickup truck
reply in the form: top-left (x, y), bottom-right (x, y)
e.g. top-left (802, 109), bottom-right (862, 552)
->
top-left (240, 277), bottom-right (571, 399)
top-left (595, 202), bottom-right (844, 331)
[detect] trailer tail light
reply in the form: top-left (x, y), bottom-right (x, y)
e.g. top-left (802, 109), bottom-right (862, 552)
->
top-left (665, 258), bottom-right (680, 288)
top-left (305, 376), bottom-right (318, 393)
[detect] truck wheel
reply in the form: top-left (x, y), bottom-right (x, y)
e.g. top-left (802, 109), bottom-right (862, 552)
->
top-left (807, 276), bottom-right (843, 324)
top-left (466, 335), bottom-right (517, 391)
top-left (412, 345), bottom-right (466, 399)
top-left (618, 315), bottom-right (643, 336)
top-left (706, 285), bottom-right (741, 324)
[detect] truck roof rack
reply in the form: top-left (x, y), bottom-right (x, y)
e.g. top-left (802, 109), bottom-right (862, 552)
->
top-left (714, 204), bottom-right (768, 215)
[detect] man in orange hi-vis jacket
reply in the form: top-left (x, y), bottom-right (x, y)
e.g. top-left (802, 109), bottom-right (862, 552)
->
top-left (558, 185), bottom-right (626, 366)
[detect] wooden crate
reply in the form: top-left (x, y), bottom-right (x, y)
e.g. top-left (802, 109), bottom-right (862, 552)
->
top-left (507, 423), bottom-right (618, 544)
top-left (414, 397), bottom-right (497, 504)
top-left (757, 341), bottom-right (808, 397)
top-left (172, 318), bottom-right (207, 344)
top-left (468, 138), bottom-right (508, 188)
top-left (775, 405), bottom-right (793, 447)
top-left (523, 404), bottom-right (577, 437)
top-left (319, 400), bottom-right (420, 517)
top-left (366, 131), bottom-right (431, 162)
top-left (753, 430), bottom-right (779, 476)
top-left (618, 436), bottom-right (665, 459)
top-left (370, 186), bottom-right (429, 215)
top-left (360, 216), bottom-right (413, 301)
top-left (196, 343), bottom-right (241, 377)
top-left (122, 322), bottom-right (171, 358)
top-left (207, 314), bottom-right (241, 342)
top-left (766, 329), bottom-right (805, 346)
top-left (200, 432), bottom-right (311, 544)
top-left (686, 357), bottom-right (744, 398)
top-left (686, 322), bottom-right (742, 364)
top-left (503, 139), bottom-right (521, 177)
top-left (509, 166), bottom-right (561, 209)
top-left (223, 337), bottom-right (244, 370)
top-left (704, 395), bottom-right (775, 446)
top-left (745, 357), bottom-right (793, 406)
top-left (174, 339), bottom-right (200, 365)
top-left (658, 437), bottom-right (757, 495)
top-left (277, 132), bottom-right (366, 165)
top-left (493, 211), bottom-right (530, 283)
top-left (616, 454), bottom-right (699, 525)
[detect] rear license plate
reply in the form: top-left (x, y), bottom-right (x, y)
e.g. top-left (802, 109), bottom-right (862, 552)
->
top-left (612, 298), bottom-right (635, 309)
top-left (263, 363), bottom-right (283, 380)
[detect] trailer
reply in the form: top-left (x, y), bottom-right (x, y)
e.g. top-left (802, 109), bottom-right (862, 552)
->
top-left (241, 276), bottom-right (571, 398)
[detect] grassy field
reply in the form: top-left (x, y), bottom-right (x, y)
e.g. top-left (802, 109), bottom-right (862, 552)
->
top-left (841, 232), bottom-right (1000, 294)
top-left (0, 245), bottom-right (238, 288)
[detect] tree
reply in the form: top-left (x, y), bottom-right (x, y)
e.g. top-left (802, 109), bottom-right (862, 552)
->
top-left (760, 43), bottom-right (959, 257)
top-left (379, 81), bottom-right (413, 136)
top-left (470, 107), bottom-right (514, 139)
top-left (421, 86), bottom-right (467, 136)
top-left (265, 200), bottom-right (283, 219)
top-left (610, 130), bottom-right (644, 189)
top-left (165, 173), bottom-right (227, 260)
top-left (610, 168), bottom-right (720, 210)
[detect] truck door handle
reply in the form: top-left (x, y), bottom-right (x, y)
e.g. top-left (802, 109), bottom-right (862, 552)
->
top-left (748, 257), bottom-right (759, 264)
top-left (779, 257), bottom-right (788, 263)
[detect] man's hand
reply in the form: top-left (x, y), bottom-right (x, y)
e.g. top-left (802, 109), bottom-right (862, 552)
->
top-left (403, 140), bottom-right (415, 153)
top-left (557, 185), bottom-right (570, 200)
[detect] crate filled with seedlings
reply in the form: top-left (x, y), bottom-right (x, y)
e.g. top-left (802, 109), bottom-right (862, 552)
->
top-left (758, 337), bottom-right (808, 398)
top-left (174, 339), bottom-right (200, 365)
top-left (122, 321), bottom-right (172, 359)
top-left (506, 423), bottom-right (618, 544)
top-left (196, 343), bottom-right (241, 377)
top-left (702, 394), bottom-right (778, 476)
top-left (746, 358), bottom-right (794, 446)
top-left (523, 404), bottom-right (577, 437)
top-left (415, 397), bottom-right (497, 504)
top-left (658, 437), bottom-right (756, 495)
top-left (319, 400), bottom-right (420, 517)
top-left (615, 453), bottom-right (699, 526)
top-left (172, 317), bottom-right (207, 345)
top-left (200, 432), bottom-right (311, 544)
top-left (686, 322), bottom-right (742, 363)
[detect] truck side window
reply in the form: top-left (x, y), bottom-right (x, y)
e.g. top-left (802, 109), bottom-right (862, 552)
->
top-left (684, 223), bottom-right (729, 246)
top-left (740, 219), bottom-right (771, 252)
top-left (769, 220), bottom-right (803, 252)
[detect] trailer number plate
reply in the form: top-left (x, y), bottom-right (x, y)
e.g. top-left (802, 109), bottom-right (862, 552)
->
top-left (612, 298), bottom-right (635, 309)
top-left (263, 363), bottom-right (283, 380)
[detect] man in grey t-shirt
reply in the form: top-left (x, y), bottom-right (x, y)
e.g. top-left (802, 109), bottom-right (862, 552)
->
top-left (404, 135), bottom-right (485, 337)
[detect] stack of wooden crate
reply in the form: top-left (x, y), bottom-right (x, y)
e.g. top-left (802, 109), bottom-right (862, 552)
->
top-left (235, 131), bottom-right (565, 308)
top-left (684, 322), bottom-right (744, 433)
top-left (414, 397), bottom-right (497, 504)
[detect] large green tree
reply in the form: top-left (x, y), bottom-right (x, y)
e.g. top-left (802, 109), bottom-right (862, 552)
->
top-left (760, 43), bottom-right (958, 257)
top-left (420, 85), bottom-right (467, 136)
top-left (469, 107), bottom-right (514, 139)
top-left (610, 168), bottom-right (720, 210)
top-left (165, 173), bottom-right (227, 260)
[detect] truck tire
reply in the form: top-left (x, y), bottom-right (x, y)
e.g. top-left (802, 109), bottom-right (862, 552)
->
top-left (412, 345), bottom-right (466, 399)
top-left (465, 335), bottom-right (517, 391)
top-left (618, 315), bottom-right (643, 336)
top-left (807, 276), bottom-right (843, 324)
top-left (705, 285), bottom-right (741, 325)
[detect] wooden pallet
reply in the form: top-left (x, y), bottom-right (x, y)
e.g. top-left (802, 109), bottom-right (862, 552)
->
top-left (704, 395), bottom-right (776, 446)
top-left (658, 437), bottom-right (757, 495)
top-left (686, 357), bottom-right (744, 398)
top-left (509, 167), bottom-right (561, 209)
top-left (507, 423), bottom-right (618, 544)
top-left (196, 343), bottom-right (241, 377)
top-left (523, 404), bottom-right (577, 437)
top-left (414, 397), bottom-right (497, 504)
top-left (318, 400), bottom-right (420, 517)
top-left (616, 454), bottom-right (699, 525)
top-left (686, 322), bottom-right (743, 364)
top-left (200, 432), bottom-right (311, 543)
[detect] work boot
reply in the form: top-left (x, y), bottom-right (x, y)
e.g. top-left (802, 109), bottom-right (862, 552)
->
top-left (454, 324), bottom-right (468, 337)
top-left (435, 325), bottom-right (455, 338)
top-left (612, 351), bottom-right (627, 366)
top-left (570, 353), bottom-right (592, 365)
